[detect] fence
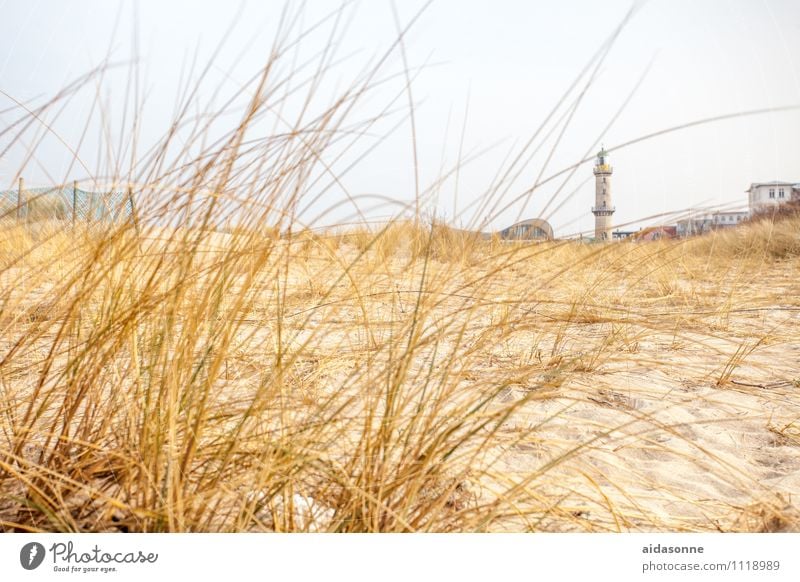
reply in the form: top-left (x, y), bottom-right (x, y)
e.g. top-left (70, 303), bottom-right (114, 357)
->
top-left (0, 180), bottom-right (134, 225)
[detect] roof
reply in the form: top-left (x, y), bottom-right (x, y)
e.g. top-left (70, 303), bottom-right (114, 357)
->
top-left (498, 218), bottom-right (554, 239)
top-left (632, 225), bottom-right (677, 240)
top-left (748, 181), bottom-right (797, 189)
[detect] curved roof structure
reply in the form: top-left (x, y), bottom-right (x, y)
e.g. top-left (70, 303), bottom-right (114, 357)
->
top-left (497, 218), bottom-right (553, 240)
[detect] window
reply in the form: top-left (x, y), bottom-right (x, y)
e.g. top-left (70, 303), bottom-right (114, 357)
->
top-left (769, 188), bottom-right (775, 198)
top-left (779, 188), bottom-right (785, 198)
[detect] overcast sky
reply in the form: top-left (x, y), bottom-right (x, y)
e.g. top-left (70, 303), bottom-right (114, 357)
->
top-left (1, 0), bottom-right (798, 236)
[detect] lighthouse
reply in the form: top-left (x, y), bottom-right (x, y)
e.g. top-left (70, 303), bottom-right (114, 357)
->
top-left (591, 147), bottom-right (614, 241)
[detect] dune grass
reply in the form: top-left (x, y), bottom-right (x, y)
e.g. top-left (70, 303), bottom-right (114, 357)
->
top-left (1, 211), bottom-right (799, 532)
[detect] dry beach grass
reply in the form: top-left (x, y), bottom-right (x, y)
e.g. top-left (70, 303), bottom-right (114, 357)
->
top-left (1, 215), bottom-right (799, 532)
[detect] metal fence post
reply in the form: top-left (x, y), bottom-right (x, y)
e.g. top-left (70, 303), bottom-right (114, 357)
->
top-left (72, 180), bottom-right (77, 227)
top-left (128, 184), bottom-right (140, 234)
top-left (17, 177), bottom-right (24, 221)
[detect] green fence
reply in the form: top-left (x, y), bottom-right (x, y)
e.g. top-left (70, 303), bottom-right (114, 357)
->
top-left (0, 184), bottom-right (134, 223)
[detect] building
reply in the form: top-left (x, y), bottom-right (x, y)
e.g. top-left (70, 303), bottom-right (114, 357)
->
top-left (676, 216), bottom-right (712, 238)
top-left (591, 148), bottom-right (614, 241)
top-left (676, 210), bottom-right (748, 237)
top-left (670, 179), bottom-right (799, 239)
top-left (711, 210), bottom-right (749, 228)
top-left (612, 229), bottom-right (636, 240)
top-left (636, 225), bottom-right (677, 241)
top-left (747, 181), bottom-right (800, 213)
top-left (498, 218), bottom-right (553, 240)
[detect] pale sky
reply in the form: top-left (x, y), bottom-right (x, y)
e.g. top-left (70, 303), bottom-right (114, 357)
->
top-left (1, 0), bottom-right (798, 236)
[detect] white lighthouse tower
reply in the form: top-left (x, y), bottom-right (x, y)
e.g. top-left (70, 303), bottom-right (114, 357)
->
top-left (592, 147), bottom-right (615, 241)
